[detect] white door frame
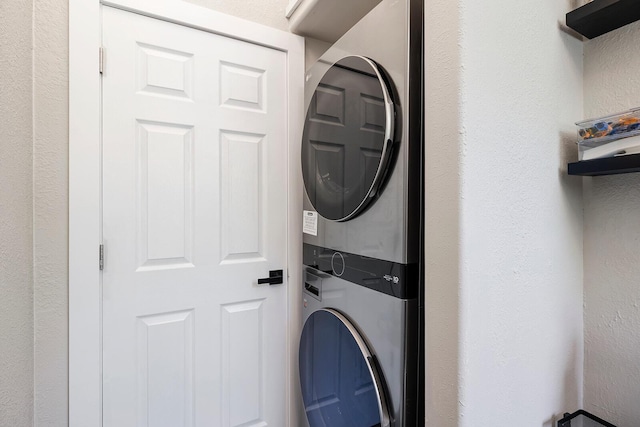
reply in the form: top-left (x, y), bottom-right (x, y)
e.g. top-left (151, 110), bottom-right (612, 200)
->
top-left (69, 2), bottom-right (304, 425)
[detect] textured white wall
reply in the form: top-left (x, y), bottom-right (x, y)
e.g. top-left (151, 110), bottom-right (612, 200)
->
top-left (424, 0), bottom-right (462, 425)
top-left (425, 1), bottom-right (585, 424)
top-left (583, 20), bottom-right (640, 427)
top-left (456, 0), bottom-right (584, 424)
top-left (0, 0), bottom-right (34, 425)
top-left (33, 0), bottom-right (70, 424)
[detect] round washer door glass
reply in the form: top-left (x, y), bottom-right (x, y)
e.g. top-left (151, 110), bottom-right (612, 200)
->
top-left (299, 309), bottom-right (390, 427)
top-left (302, 56), bottom-right (396, 221)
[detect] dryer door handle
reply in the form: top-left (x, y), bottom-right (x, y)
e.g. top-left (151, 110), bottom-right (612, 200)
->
top-left (366, 355), bottom-right (391, 427)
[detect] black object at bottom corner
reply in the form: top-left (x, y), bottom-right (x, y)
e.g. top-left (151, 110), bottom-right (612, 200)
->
top-left (557, 409), bottom-right (616, 427)
top-left (303, 243), bottom-right (418, 299)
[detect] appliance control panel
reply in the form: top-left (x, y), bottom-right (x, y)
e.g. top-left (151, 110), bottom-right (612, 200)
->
top-left (303, 243), bottom-right (418, 299)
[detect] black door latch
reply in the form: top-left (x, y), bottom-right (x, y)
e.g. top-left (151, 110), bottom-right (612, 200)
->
top-left (258, 270), bottom-right (283, 285)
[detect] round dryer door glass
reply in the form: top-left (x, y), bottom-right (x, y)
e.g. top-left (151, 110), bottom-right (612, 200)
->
top-left (302, 56), bottom-right (396, 221)
top-left (299, 309), bottom-right (390, 427)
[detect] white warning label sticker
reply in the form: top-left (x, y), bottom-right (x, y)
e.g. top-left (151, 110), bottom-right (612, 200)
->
top-left (303, 210), bottom-right (318, 236)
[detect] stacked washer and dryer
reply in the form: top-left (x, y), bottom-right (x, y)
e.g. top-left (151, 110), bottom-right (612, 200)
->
top-left (298, 0), bottom-right (424, 426)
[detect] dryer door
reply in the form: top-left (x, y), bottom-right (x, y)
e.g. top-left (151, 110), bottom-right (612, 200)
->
top-left (302, 56), bottom-right (396, 222)
top-left (299, 309), bottom-right (391, 427)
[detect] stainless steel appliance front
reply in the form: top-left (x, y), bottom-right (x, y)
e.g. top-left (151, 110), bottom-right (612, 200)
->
top-left (300, 268), bottom-right (417, 427)
top-left (302, 0), bottom-right (423, 266)
top-left (299, 0), bottom-right (424, 425)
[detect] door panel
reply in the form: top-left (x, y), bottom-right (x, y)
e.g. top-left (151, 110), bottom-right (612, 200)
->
top-left (220, 62), bottom-right (265, 111)
top-left (136, 310), bottom-right (195, 427)
top-left (137, 121), bottom-right (194, 269)
top-left (220, 131), bottom-right (265, 263)
top-left (137, 42), bottom-right (194, 100)
top-left (102, 7), bottom-right (287, 426)
top-left (221, 300), bottom-right (264, 426)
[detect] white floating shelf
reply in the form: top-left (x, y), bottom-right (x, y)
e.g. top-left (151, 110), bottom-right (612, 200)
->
top-left (287, 0), bottom-right (381, 43)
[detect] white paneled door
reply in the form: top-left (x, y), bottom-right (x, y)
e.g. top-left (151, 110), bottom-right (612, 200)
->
top-left (101, 7), bottom-right (288, 426)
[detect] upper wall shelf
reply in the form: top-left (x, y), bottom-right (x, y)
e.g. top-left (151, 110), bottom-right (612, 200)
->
top-left (287, 0), bottom-right (381, 43)
top-left (568, 153), bottom-right (640, 176)
top-left (567, 0), bottom-right (640, 39)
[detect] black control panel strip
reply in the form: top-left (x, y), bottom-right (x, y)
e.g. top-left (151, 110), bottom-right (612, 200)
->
top-left (303, 243), bottom-right (419, 300)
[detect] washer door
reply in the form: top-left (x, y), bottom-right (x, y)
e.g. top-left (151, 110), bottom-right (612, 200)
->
top-left (302, 56), bottom-right (396, 222)
top-left (299, 309), bottom-right (391, 427)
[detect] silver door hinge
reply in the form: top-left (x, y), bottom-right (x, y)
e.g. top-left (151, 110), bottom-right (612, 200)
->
top-left (99, 244), bottom-right (104, 270)
top-left (99, 47), bottom-right (105, 74)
